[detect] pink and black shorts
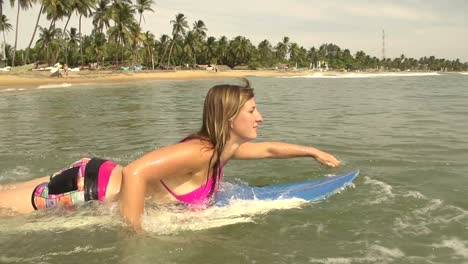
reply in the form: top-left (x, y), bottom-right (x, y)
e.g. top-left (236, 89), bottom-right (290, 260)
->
top-left (31, 158), bottom-right (117, 210)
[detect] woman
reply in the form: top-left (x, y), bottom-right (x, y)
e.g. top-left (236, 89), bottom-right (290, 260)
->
top-left (0, 79), bottom-right (340, 231)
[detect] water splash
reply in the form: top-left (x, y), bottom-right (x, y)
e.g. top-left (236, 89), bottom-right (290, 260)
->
top-left (143, 198), bottom-right (308, 234)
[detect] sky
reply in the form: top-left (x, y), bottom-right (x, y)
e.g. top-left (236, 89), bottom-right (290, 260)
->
top-left (3, 0), bottom-right (468, 61)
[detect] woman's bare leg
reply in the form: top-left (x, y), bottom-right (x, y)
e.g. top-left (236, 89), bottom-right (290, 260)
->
top-left (0, 176), bottom-right (50, 214)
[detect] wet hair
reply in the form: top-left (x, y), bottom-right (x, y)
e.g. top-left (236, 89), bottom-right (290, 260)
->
top-left (190, 78), bottom-right (255, 198)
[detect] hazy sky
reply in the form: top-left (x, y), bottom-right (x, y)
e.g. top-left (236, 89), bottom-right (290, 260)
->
top-left (3, 0), bottom-right (468, 61)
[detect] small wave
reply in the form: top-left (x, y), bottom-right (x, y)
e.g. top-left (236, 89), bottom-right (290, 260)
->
top-left (0, 88), bottom-right (26, 92)
top-left (0, 198), bottom-right (308, 235)
top-left (308, 244), bottom-right (405, 263)
top-left (279, 72), bottom-right (441, 79)
top-left (37, 83), bottom-right (72, 89)
top-left (393, 197), bottom-right (468, 237)
top-left (0, 166), bottom-right (33, 182)
top-left (0, 203), bottom-right (121, 234)
top-left (432, 238), bottom-right (468, 258)
top-left (363, 176), bottom-right (395, 205)
top-left (0, 245), bottom-right (115, 263)
top-left (143, 198), bottom-right (307, 234)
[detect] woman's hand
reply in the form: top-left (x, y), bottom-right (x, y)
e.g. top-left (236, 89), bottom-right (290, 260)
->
top-left (314, 150), bottom-right (341, 167)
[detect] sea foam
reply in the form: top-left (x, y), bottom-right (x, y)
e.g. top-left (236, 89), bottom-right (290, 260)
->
top-left (279, 72), bottom-right (442, 79)
top-left (37, 83), bottom-right (72, 89)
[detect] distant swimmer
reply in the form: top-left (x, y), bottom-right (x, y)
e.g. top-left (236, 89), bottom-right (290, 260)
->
top-left (0, 78), bottom-right (341, 232)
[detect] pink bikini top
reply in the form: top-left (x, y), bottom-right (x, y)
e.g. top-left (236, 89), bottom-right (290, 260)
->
top-left (159, 165), bottom-right (223, 206)
top-left (159, 137), bottom-right (224, 205)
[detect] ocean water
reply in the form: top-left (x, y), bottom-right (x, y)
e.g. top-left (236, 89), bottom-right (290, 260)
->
top-left (1, 73), bottom-right (467, 263)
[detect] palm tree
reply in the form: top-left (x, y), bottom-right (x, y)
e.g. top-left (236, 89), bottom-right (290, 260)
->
top-left (289, 42), bottom-right (300, 67)
top-left (216, 35), bottom-right (228, 65)
top-left (229, 36), bottom-right (252, 67)
top-left (1, 14), bottom-right (13, 62)
top-left (307, 47), bottom-right (318, 68)
top-left (274, 36), bottom-right (290, 63)
top-left (75, 0), bottom-right (96, 65)
top-left (63, 0), bottom-right (95, 34)
top-left (156, 34), bottom-right (170, 66)
top-left (190, 19), bottom-right (207, 66)
top-left (0, 0), bottom-right (3, 22)
top-left (167, 13), bottom-right (188, 67)
top-left (43, 0), bottom-right (70, 30)
top-left (179, 30), bottom-right (194, 66)
top-left (9, 0), bottom-right (33, 66)
top-left (135, 0), bottom-right (154, 27)
top-left (92, 0), bottom-right (111, 34)
top-left (107, 1), bottom-right (136, 64)
top-left (65, 27), bottom-right (80, 65)
top-left (58, 0), bottom-right (94, 65)
top-left (25, 0), bottom-right (69, 63)
top-left (128, 23), bottom-right (145, 65)
top-left (192, 20), bottom-right (207, 38)
top-left (35, 26), bottom-right (61, 64)
top-left (25, 0), bottom-right (44, 63)
top-left (257, 39), bottom-right (273, 66)
top-left (142, 30), bottom-right (154, 69)
top-left (204, 36), bottom-right (216, 64)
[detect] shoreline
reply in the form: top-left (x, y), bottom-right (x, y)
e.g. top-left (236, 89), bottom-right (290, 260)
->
top-left (0, 69), bottom-right (462, 89)
top-left (0, 70), bottom-right (290, 89)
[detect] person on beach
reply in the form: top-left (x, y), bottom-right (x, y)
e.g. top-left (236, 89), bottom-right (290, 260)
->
top-left (62, 64), bottom-right (70, 79)
top-left (49, 62), bottom-right (62, 78)
top-left (0, 79), bottom-right (341, 231)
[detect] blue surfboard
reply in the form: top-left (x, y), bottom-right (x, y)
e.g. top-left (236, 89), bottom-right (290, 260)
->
top-left (215, 170), bottom-right (359, 206)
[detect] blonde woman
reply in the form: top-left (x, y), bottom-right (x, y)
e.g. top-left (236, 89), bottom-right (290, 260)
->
top-left (0, 79), bottom-right (340, 231)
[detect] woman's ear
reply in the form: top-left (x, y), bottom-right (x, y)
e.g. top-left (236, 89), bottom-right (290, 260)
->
top-left (229, 117), bottom-right (235, 129)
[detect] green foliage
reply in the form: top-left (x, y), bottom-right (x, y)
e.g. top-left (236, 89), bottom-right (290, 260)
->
top-left (5, 1), bottom-right (467, 71)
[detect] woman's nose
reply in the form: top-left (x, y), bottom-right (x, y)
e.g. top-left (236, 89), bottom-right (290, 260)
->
top-left (256, 112), bottom-right (263, 122)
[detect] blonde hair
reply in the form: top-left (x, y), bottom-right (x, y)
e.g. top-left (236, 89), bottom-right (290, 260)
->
top-left (191, 78), bottom-right (254, 197)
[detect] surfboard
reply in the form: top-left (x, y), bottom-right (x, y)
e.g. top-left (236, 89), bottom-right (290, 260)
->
top-left (215, 170), bottom-right (359, 206)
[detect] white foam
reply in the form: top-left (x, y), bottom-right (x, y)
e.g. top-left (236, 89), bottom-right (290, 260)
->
top-left (308, 244), bottom-right (405, 263)
top-left (37, 83), bottom-right (72, 89)
top-left (0, 245), bottom-right (115, 263)
top-left (402, 191), bottom-right (426, 199)
top-left (143, 198), bottom-right (307, 234)
top-left (363, 176), bottom-right (394, 205)
top-left (279, 72), bottom-right (441, 79)
top-left (0, 198), bottom-right (308, 235)
top-left (393, 197), bottom-right (468, 237)
top-left (369, 245), bottom-right (405, 258)
top-left (0, 88), bottom-right (25, 92)
top-left (0, 203), bottom-right (121, 234)
top-left (432, 238), bottom-right (468, 258)
top-left (459, 72), bottom-right (468, 75)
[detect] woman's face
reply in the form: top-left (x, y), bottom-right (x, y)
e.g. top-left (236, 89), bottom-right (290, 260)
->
top-left (230, 98), bottom-right (263, 141)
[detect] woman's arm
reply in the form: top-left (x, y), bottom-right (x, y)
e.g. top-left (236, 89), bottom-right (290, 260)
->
top-left (119, 142), bottom-right (207, 231)
top-left (232, 142), bottom-right (341, 167)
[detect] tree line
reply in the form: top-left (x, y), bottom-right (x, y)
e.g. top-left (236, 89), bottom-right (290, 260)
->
top-left (1, 0), bottom-right (467, 71)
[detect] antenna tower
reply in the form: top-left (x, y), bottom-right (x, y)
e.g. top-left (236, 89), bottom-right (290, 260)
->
top-left (382, 29), bottom-right (386, 60)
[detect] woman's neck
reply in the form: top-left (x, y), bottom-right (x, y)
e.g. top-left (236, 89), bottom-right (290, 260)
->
top-left (220, 135), bottom-right (246, 163)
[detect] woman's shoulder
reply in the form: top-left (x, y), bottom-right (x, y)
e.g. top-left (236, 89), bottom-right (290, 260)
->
top-left (141, 138), bottom-right (213, 163)
top-left (177, 138), bottom-right (214, 157)
top-left (124, 138), bottom-right (214, 176)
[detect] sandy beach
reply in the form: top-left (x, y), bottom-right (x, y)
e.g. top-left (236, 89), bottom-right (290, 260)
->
top-left (0, 69), bottom-right (448, 89)
top-left (0, 69), bottom-right (314, 89)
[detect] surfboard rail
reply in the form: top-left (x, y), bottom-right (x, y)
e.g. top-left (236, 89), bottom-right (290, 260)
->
top-left (215, 170), bottom-right (359, 206)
